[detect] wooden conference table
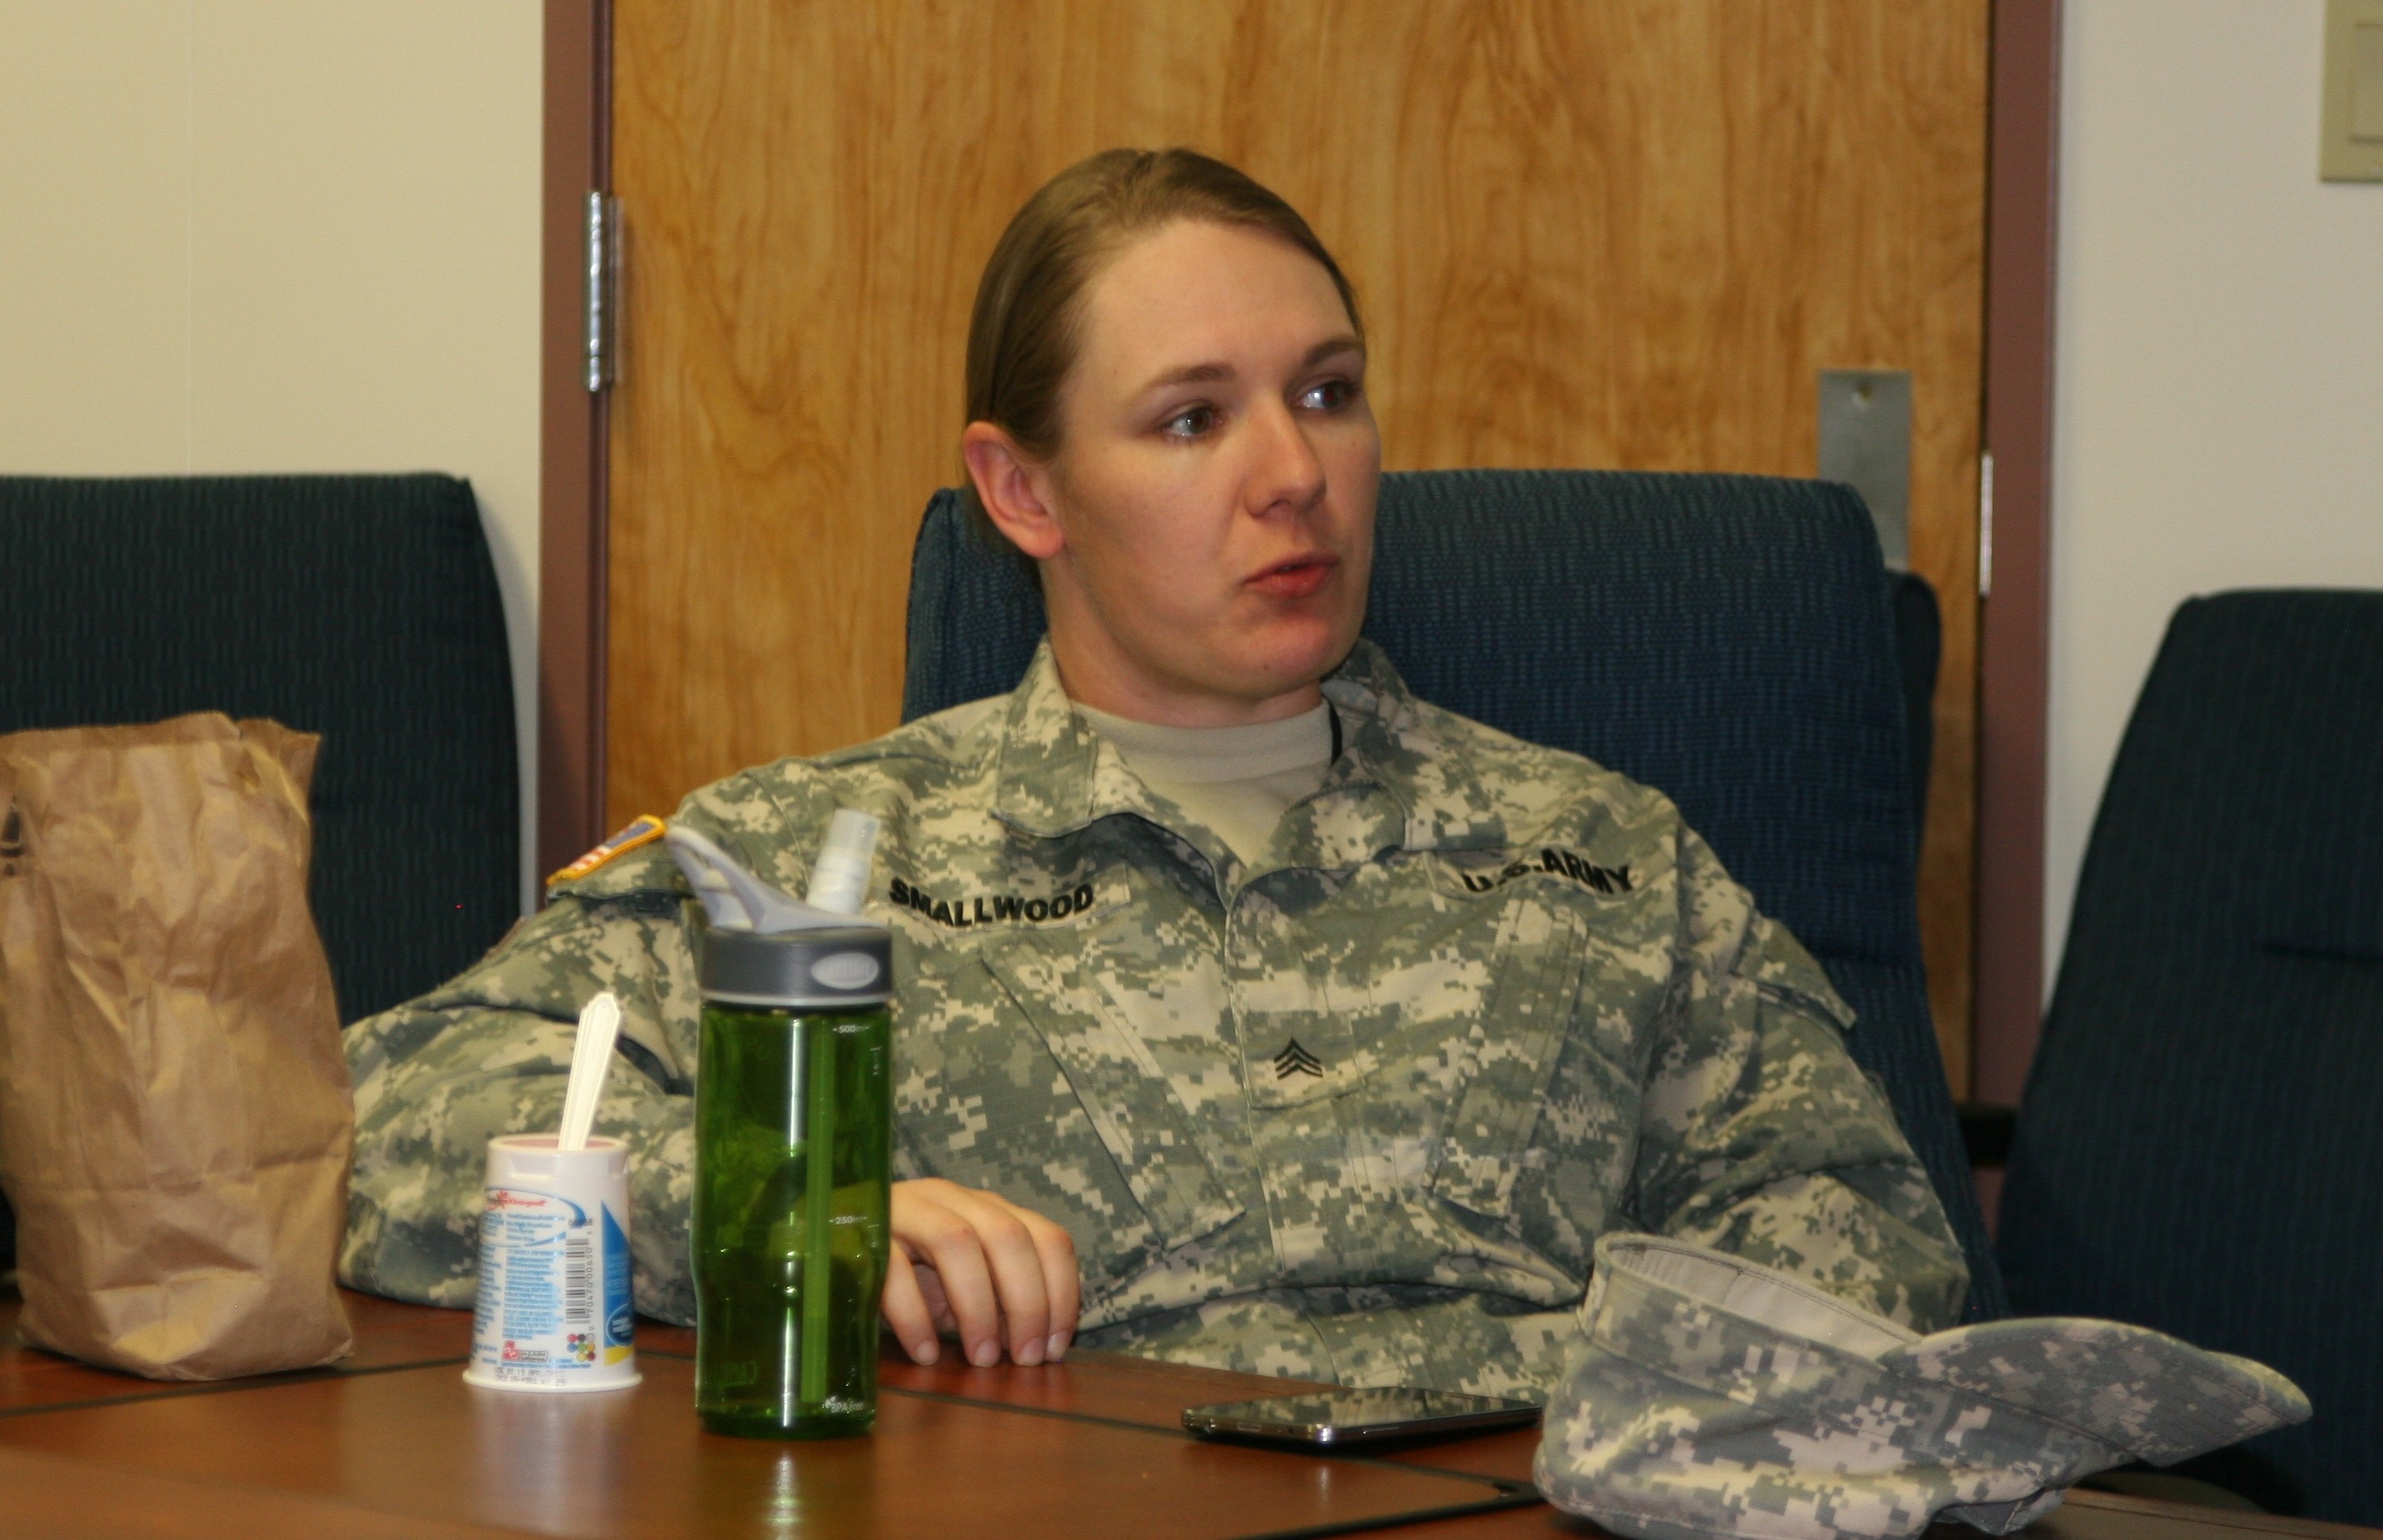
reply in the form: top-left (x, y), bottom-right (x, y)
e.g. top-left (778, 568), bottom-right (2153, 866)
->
top-left (0, 1289), bottom-right (2373, 1540)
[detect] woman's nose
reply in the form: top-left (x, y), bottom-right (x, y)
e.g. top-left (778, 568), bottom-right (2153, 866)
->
top-left (1243, 401), bottom-right (1327, 517)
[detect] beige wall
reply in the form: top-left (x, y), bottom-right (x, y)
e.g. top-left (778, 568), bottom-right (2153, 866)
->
top-left (2046, 0), bottom-right (2383, 984)
top-left (0, 0), bottom-right (543, 906)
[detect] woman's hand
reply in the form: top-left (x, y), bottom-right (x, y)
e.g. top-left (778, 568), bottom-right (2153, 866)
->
top-left (883, 1178), bottom-right (1080, 1368)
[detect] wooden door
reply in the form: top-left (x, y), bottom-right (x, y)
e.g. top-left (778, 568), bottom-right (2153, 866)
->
top-left (605, 0), bottom-right (1989, 1089)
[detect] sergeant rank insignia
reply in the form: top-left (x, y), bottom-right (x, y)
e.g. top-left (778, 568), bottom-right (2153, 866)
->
top-left (547, 814), bottom-right (667, 886)
top-left (1273, 1039), bottom-right (1324, 1079)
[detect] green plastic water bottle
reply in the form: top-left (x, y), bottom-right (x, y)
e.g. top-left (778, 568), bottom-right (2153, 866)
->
top-left (667, 817), bottom-right (893, 1439)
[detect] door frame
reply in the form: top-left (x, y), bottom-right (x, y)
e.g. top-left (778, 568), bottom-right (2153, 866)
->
top-left (1974, 0), bottom-right (2061, 1107)
top-left (534, 0), bottom-right (2063, 1099)
top-left (536, 0), bottom-right (611, 883)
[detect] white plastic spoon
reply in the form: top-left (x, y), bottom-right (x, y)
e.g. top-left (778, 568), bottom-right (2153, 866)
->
top-left (557, 989), bottom-right (622, 1152)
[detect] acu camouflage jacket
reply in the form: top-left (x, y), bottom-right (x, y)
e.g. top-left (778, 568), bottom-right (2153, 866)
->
top-left (341, 640), bottom-right (1967, 1397)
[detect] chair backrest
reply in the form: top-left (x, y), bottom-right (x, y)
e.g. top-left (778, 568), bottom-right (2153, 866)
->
top-left (1889, 571), bottom-right (1941, 828)
top-left (2000, 591), bottom-right (2383, 1524)
top-left (0, 474), bottom-right (519, 1024)
top-left (905, 467), bottom-right (2006, 1321)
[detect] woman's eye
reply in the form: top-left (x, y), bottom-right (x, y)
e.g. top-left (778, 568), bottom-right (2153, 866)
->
top-left (1299, 378), bottom-right (1357, 411)
top-left (1161, 405), bottom-right (1217, 439)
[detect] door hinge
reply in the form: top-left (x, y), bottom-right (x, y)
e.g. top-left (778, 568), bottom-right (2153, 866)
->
top-left (586, 192), bottom-right (620, 393)
top-left (1977, 450), bottom-right (1995, 598)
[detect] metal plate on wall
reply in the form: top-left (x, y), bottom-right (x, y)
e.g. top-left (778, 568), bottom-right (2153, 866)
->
top-left (1818, 369), bottom-right (1912, 569)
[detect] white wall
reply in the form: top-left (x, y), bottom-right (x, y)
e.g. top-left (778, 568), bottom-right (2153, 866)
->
top-left (2047, 0), bottom-right (2383, 980)
top-left (0, 0), bottom-right (543, 909)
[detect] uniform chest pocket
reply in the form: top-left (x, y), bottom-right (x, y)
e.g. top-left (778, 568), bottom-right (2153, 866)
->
top-left (1231, 947), bottom-right (1366, 1111)
top-left (1426, 890), bottom-right (1593, 1221)
top-left (975, 930), bottom-right (1243, 1263)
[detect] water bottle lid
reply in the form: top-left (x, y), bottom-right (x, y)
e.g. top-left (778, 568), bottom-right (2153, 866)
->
top-left (664, 824), bottom-right (894, 1009)
top-left (699, 924), bottom-right (893, 1009)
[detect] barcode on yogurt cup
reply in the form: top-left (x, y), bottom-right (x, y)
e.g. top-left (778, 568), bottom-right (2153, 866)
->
top-left (463, 1134), bottom-right (641, 1393)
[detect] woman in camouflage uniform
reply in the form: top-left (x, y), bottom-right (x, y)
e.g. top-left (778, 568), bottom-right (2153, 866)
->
top-left (341, 149), bottom-right (1967, 1397)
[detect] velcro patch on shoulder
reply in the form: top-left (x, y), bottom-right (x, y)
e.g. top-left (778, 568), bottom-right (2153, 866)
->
top-left (547, 814), bottom-right (668, 888)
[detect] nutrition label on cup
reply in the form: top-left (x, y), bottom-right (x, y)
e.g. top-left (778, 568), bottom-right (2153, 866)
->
top-left (467, 1187), bottom-right (635, 1388)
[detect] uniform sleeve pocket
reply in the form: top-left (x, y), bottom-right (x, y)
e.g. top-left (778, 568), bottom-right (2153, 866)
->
top-left (1428, 895), bottom-right (1588, 1222)
top-left (1737, 915), bottom-right (1857, 1035)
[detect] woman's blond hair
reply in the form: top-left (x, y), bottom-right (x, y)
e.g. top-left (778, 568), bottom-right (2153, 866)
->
top-left (965, 147), bottom-right (1363, 474)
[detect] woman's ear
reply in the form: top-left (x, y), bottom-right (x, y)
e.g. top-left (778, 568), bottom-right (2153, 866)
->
top-left (961, 423), bottom-right (1065, 561)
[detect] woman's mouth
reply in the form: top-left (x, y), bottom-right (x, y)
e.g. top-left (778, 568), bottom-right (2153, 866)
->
top-left (1247, 556), bottom-right (1337, 600)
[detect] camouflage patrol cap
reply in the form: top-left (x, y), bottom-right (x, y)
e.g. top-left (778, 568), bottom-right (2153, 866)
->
top-left (1534, 1233), bottom-right (2310, 1540)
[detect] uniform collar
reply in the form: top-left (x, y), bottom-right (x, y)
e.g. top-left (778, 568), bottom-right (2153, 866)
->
top-left (1316, 639), bottom-right (1516, 855)
top-left (990, 641), bottom-right (1171, 840)
top-left (993, 637), bottom-right (1511, 862)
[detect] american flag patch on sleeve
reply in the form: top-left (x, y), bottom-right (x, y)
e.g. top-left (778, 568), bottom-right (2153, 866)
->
top-left (547, 814), bottom-right (667, 886)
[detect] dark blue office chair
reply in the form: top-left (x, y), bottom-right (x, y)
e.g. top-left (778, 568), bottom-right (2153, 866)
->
top-left (902, 468), bottom-right (2006, 1322)
top-left (1999, 591), bottom-right (2383, 1524)
top-left (0, 474), bottom-right (519, 1024)
top-left (1890, 571), bottom-right (1941, 830)
top-left (0, 473), bottom-right (521, 1274)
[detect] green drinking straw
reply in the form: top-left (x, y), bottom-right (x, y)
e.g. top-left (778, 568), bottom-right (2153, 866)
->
top-left (792, 807), bottom-right (883, 1410)
top-left (799, 1016), bottom-right (837, 1407)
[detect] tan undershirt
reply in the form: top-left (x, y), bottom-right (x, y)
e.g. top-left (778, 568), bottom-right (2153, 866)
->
top-left (1074, 700), bottom-right (1334, 866)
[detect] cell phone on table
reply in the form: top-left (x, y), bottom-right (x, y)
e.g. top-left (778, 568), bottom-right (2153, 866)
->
top-left (1182, 1387), bottom-right (1542, 1446)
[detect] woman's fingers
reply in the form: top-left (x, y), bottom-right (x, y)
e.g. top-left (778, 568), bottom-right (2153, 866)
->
top-left (1020, 1207), bottom-right (1080, 1362)
top-left (885, 1179), bottom-right (1082, 1367)
top-left (879, 1243), bottom-right (942, 1364)
top-left (937, 1188), bottom-right (1050, 1365)
top-left (890, 1184), bottom-right (1005, 1366)
top-left (912, 1258), bottom-right (957, 1338)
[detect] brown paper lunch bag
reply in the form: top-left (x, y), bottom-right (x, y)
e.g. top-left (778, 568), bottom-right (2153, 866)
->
top-left (0, 713), bottom-right (353, 1378)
